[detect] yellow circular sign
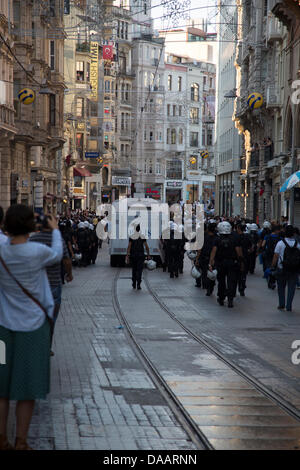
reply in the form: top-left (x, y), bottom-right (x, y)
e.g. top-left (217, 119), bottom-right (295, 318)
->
top-left (190, 157), bottom-right (197, 165)
top-left (201, 150), bottom-right (209, 159)
top-left (247, 92), bottom-right (263, 109)
top-left (18, 88), bottom-right (36, 105)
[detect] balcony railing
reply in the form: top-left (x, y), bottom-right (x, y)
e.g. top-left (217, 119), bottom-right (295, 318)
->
top-left (0, 105), bottom-right (15, 131)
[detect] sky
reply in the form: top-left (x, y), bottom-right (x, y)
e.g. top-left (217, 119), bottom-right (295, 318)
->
top-left (152, 0), bottom-right (218, 32)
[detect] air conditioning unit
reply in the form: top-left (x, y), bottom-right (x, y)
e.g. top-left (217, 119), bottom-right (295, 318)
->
top-left (267, 14), bottom-right (284, 43)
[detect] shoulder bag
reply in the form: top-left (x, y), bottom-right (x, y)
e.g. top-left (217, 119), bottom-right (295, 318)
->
top-left (0, 255), bottom-right (53, 327)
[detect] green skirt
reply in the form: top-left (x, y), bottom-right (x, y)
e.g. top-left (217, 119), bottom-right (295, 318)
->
top-left (0, 320), bottom-right (51, 400)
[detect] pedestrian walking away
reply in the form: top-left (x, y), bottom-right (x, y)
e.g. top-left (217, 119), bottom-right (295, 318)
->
top-left (126, 224), bottom-right (150, 290)
top-left (29, 215), bottom-right (73, 354)
top-left (271, 225), bottom-right (300, 312)
top-left (209, 221), bottom-right (243, 308)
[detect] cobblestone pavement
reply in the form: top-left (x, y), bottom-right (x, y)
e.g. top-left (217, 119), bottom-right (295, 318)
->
top-left (7, 246), bottom-right (197, 451)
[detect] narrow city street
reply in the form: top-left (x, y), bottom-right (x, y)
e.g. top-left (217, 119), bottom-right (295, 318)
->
top-left (8, 245), bottom-right (300, 450)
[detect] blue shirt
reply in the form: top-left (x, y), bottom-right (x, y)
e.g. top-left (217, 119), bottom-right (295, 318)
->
top-left (0, 229), bottom-right (63, 332)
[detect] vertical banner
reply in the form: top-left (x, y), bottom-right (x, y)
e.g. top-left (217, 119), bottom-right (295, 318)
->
top-left (90, 42), bottom-right (99, 102)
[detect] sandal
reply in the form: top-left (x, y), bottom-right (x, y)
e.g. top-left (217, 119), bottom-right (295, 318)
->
top-left (0, 435), bottom-right (14, 451)
top-left (14, 437), bottom-right (33, 451)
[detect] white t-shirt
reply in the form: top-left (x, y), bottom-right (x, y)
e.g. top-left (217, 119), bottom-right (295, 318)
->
top-left (0, 230), bottom-right (8, 246)
top-left (274, 238), bottom-right (300, 269)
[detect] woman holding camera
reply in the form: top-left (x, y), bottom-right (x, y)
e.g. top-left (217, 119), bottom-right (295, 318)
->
top-left (0, 205), bottom-right (63, 450)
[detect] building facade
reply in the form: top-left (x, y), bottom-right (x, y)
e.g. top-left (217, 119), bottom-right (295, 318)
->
top-left (234, 0), bottom-right (300, 224)
top-left (0, 0), bottom-right (65, 213)
top-left (215, 2), bottom-right (243, 217)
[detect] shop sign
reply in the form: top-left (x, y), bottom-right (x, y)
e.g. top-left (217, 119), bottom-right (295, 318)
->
top-left (112, 176), bottom-right (131, 186)
top-left (166, 181), bottom-right (182, 188)
top-left (186, 171), bottom-right (201, 180)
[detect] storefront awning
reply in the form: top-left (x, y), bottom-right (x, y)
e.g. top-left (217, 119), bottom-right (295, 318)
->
top-left (73, 167), bottom-right (92, 177)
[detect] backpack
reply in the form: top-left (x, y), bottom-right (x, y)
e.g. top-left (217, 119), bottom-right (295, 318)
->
top-left (282, 240), bottom-right (300, 273)
top-left (264, 235), bottom-right (279, 259)
top-left (218, 235), bottom-right (236, 260)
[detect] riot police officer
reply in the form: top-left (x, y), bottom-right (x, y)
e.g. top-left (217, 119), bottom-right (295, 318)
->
top-left (236, 223), bottom-right (252, 296)
top-left (209, 221), bottom-right (243, 308)
top-left (195, 220), bottom-right (217, 295)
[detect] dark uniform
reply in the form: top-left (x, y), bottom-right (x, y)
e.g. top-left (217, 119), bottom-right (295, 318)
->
top-left (166, 229), bottom-right (182, 278)
top-left (248, 231), bottom-right (259, 274)
top-left (197, 232), bottom-right (217, 295)
top-left (130, 237), bottom-right (146, 287)
top-left (214, 234), bottom-right (241, 305)
top-left (90, 227), bottom-right (99, 264)
top-left (76, 226), bottom-right (90, 267)
top-left (238, 231), bottom-right (252, 295)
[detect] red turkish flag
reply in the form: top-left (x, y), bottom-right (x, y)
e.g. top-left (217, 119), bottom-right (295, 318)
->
top-left (103, 45), bottom-right (113, 60)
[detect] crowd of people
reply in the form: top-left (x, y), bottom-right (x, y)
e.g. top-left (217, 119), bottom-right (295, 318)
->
top-left (188, 216), bottom-right (300, 311)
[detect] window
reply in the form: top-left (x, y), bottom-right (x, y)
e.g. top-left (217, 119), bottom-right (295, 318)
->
top-left (125, 84), bottom-right (130, 101)
top-left (149, 131), bottom-right (153, 142)
top-left (50, 41), bottom-right (55, 70)
top-left (191, 83), bottom-right (199, 101)
top-left (86, 62), bottom-right (90, 82)
top-left (190, 107), bottom-right (199, 124)
top-left (105, 80), bottom-right (111, 92)
top-left (166, 160), bottom-right (182, 180)
top-left (149, 160), bottom-right (153, 173)
top-left (156, 161), bottom-right (161, 174)
top-left (179, 105), bottom-right (182, 117)
top-left (144, 128), bottom-right (147, 141)
top-left (50, 0), bottom-right (55, 17)
top-left (76, 98), bottom-right (84, 118)
top-left (144, 1), bottom-right (147, 14)
top-left (190, 132), bottom-right (198, 147)
top-left (207, 129), bottom-right (213, 146)
top-left (171, 129), bottom-right (176, 144)
top-left (144, 161), bottom-right (147, 173)
top-left (167, 128), bottom-right (170, 144)
top-left (209, 77), bottom-right (213, 88)
top-left (76, 61), bottom-right (84, 81)
top-left (49, 95), bottom-right (56, 126)
top-left (173, 105), bottom-right (176, 116)
top-left (178, 128), bottom-right (183, 144)
top-left (168, 75), bottom-right (172, 91)
top-left (167, 104), bottom-right (170, 116)
top-left (178, 76), bottom-right (182, 91)
top-left (202, 128), bottom-right (206, 146)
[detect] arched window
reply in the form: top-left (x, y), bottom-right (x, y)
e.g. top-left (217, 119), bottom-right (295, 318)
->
top-left (191, 83), bottom-right (199, 101)
top-left (167, 128), bottom-right (170, 144)
top-left (178, 128), bottom-right (183, 144)
top-left (171, 128), bottom-right (176, 144)
top-left (105, 80), bottom-right (110, 92)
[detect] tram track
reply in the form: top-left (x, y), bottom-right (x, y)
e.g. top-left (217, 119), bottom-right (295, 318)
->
top-left (143, 273), bottom-right (300, 423)
top-left (113, 267), bottom-right (300, 449)
top-left (112, 268), bottom-right (212, 450)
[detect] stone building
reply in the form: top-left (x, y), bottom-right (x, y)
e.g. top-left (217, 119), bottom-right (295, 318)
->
top-left (0, 0), bottom-right (65, 213)
top-left (234, 0), bottom-right (300, 224)
top-left (0, 0), bottom-right (17, 209)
